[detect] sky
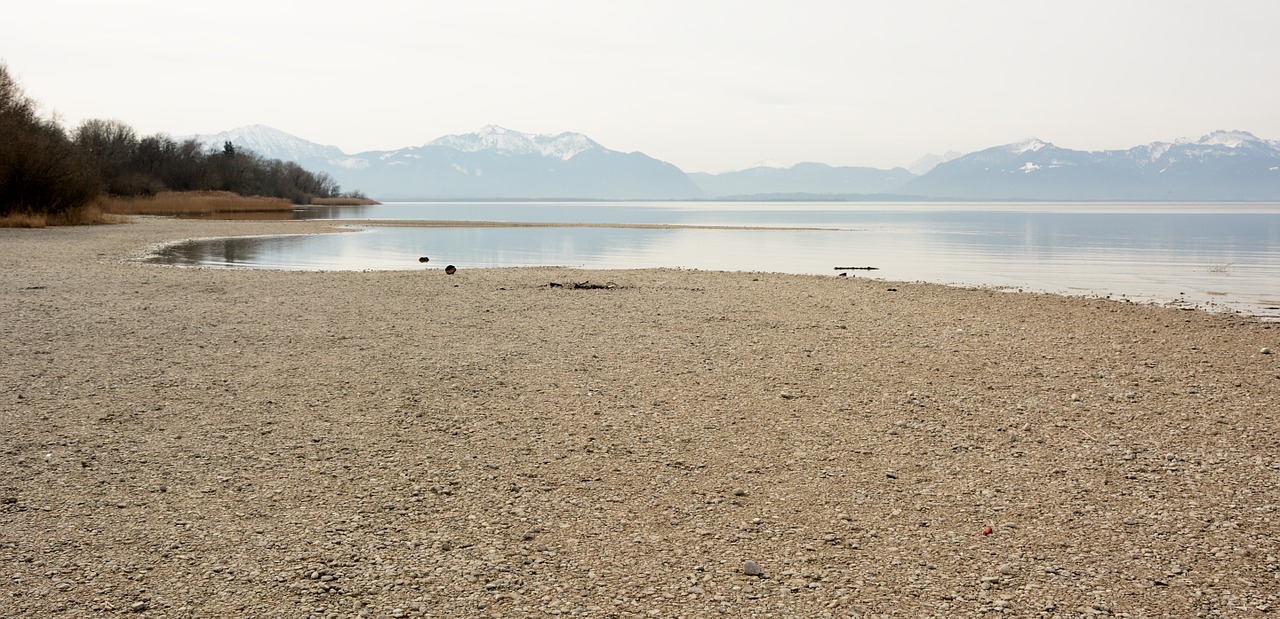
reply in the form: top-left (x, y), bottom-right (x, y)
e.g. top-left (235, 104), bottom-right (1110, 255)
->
top-left (4, 1), bottom-right (1280, 173)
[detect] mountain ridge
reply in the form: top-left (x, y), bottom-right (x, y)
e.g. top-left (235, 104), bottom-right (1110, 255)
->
top-left (902, 129), bottom-right (1280, 201)
top-left (186, 126), bottom-right (1280, 201)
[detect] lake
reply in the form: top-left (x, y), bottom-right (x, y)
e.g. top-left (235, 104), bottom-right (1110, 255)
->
top-left (149, 201), bottom-right (1280, 319)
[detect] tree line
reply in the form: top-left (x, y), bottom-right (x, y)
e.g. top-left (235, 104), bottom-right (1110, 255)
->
top-left (1, 62), bottom-right (359, 220)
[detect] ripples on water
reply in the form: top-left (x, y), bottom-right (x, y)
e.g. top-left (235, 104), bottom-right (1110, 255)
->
top-left (147, 201), bottom-right (1280, 319)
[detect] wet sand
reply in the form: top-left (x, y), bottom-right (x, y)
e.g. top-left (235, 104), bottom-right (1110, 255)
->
top-left (2, 217), bottom-right (1278, 617)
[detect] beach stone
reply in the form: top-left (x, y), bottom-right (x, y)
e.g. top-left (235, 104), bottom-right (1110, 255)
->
top-left (7, 217), bottom-right (1280, 618)
top-left (1263, 347), bottom-right (1273, 355)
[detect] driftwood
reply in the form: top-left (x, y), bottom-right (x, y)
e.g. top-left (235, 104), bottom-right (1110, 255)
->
top-left (550, 281), bottom-right (617, 290)
top-left (834, 266), bottom-right (879, 271)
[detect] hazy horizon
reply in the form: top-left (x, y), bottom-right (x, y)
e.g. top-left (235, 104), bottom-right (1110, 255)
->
top-left (4, 1), bottom-right (1279, 173)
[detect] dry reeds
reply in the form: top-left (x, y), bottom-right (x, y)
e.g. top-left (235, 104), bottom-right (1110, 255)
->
top-left (309, 196), bottom-right (380, 206)
top-left (52, 200), bottom-right (122, 225)
top-left (0, 201), bottom-right (122, 227)
top-left (98, 191), bottom-right (295, 216)
top-left (0, 212), bottom-right (48, 228)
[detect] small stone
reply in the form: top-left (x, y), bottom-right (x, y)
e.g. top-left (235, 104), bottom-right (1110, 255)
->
top-left (733, 488), bottom-right (748, 497)
top-left (741, 561), bottom-right (764, 576)
top-left (999, 563), bottom-right (1016, 575)
top-left (130, 601), bottom-right (148, 612)
top-left (1262, 347), bottom-right (1273, 355)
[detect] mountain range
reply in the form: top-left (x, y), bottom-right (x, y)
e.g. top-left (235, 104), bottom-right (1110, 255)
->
top-left (187, 126), bottom-right (1280, 201)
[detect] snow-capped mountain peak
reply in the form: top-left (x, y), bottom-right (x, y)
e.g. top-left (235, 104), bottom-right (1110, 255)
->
top-left (1172, 129), bottom-right (1270, 149)
top-left (184, 124), bottom-right (346, 162)
top-left (1009, 138), bottom-right (1049, 154)
top-left (428, 125), bottom-right (602, 160)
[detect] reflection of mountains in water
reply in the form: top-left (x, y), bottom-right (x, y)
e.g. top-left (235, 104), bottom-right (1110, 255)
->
top-left (142, 204), bottom-right (1280, 319)
top-left (187, 126), bottom-right (1280, 201)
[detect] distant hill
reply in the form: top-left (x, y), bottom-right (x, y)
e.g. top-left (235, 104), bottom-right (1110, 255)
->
top-left (188, 126), bottom-right (1280, 201)
top-left (907, 150), bottom-right (964, 175)
top-left (188, 125), bottom-right (702, 200)
top-left (186, 124), bottom-right (346, 163)
top-left (901, 131), bottom-right (1280, 201)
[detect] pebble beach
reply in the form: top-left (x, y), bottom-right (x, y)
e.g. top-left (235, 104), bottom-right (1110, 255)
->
top-left (2, 217), bottom-right (1278, 618)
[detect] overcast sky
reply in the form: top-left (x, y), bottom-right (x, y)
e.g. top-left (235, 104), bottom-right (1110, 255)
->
top-left (4, 1), bottom-right (1279, 173)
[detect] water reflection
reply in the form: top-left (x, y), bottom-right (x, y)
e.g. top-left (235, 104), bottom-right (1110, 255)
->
top-left (292, 200), bottom-right (1280, 225)
top-left (178, 210), bottom-right (297, 221)
top-left (145, 204), bottom-right (1280, 318)
top-left (150, 235), bottom-right (321, 269)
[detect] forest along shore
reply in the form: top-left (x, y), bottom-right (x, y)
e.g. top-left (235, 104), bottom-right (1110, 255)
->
top-left (1, 217), bottom-right (1278, 617)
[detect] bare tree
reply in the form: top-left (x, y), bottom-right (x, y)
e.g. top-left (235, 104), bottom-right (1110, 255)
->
top-left (74, 118), bottom-right (148, 194)
top-left (0, 63), bottom-right (99, 216)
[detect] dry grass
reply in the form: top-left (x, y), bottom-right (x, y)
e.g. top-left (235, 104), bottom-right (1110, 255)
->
top-left (98, 191), bottom-right (295, 215)
top-left (0, 212), bottom-right (48, 228)
top-left (309, 196), bottom-right (380, 206)
top-left (52, 200), bottom-right (123, 225)
top-left (0, 191), bottom-right (300, 225)
top-left (0, 201), bottom-right (123, 227)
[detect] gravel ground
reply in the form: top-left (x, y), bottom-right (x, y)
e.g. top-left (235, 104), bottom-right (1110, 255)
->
top-left (2, 217), bottom-right (1278, 618)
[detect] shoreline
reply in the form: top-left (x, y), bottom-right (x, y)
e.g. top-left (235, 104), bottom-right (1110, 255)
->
top-left (144, 217), bottom-right (1280, 322)
top-left (2, 217), bottom-right (1278, 617)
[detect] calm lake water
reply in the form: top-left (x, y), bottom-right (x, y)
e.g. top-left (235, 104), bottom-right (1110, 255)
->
top-left (149, 201), bottom-right (1280, 319)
